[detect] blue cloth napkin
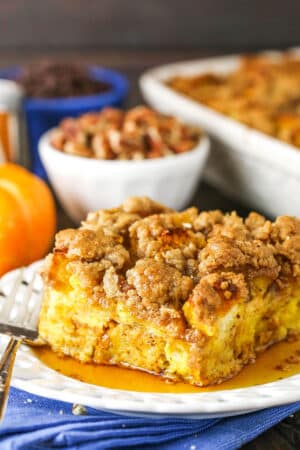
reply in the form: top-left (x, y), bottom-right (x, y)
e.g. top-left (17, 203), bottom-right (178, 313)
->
top-left (0, 388), bottom-right (299, 450)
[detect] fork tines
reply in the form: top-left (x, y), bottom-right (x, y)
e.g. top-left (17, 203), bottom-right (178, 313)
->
top-left (0, 269), bottom-right (42, 341)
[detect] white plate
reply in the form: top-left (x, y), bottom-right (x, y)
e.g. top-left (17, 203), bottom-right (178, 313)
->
top-left (1, 261), bottom-right (300, 419)
top-left (139, 48), bottom-right (300, 218)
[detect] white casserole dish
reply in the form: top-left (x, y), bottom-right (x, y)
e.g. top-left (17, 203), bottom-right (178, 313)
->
top-left (140, 50), bottom-right (300, 218)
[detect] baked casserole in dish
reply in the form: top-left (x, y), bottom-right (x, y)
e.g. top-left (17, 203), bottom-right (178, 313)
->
top-left (168, 53), bottom-right (300, 148)
top-left (39, 197), bottom-right (300, 386)
top-left (140, 50), bottom-right (300, 217)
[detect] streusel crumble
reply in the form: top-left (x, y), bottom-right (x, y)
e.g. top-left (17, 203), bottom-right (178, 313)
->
top-left (168, 53), bottom-right (300, 148)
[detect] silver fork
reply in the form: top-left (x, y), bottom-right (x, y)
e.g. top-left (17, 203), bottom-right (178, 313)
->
top-left (0, 268), bottom-right (43, 420)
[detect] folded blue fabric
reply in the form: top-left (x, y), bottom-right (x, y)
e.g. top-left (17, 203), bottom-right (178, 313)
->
top-left (0, 388), bottom-right (299, 450)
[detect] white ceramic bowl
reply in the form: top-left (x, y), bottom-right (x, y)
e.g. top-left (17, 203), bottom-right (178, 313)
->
top-left (39, 129), bottom-right (210, 223)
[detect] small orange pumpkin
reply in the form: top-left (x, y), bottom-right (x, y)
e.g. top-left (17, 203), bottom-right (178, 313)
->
top-left (0, 163), bottom-right (56, 276)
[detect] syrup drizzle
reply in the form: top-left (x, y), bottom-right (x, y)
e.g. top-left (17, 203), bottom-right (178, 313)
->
top-left (34, 338), bottom-right (300, 394)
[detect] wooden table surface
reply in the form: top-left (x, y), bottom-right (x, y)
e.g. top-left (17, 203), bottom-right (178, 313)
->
top-left (2, 48), bottom-right (299, 450)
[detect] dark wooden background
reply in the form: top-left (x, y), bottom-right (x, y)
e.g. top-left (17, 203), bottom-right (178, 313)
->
top-left (0, 0), bottom-right (299, 50)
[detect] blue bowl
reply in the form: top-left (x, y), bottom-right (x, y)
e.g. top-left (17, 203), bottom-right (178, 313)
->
top-left (0, 66), bottom-right (129, 178)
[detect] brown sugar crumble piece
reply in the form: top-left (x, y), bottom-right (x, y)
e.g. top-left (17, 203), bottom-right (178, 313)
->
top-left (39, 197), bottom-right (300, 386)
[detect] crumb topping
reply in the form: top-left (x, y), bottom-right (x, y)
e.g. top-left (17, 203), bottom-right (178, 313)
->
top-left (127, 258), bottom-right (193, 307)
top-left (168, 53), bottom-right (300, 149)
top-left (42, 196), bottom-right (300, 337)
top-left (186, 271), bottom-right (248, 326)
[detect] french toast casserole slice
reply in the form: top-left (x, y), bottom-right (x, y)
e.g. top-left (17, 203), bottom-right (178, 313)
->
top-left (39, 197), bottom-right (300, 386)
